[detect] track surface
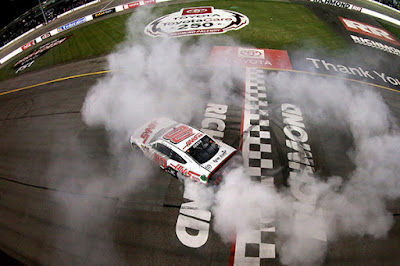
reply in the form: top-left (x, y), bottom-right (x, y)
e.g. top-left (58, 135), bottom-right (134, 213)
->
top-left (1, 54), bottom-right (400, 266)
top-left (0, 0), bottom-right (400, 265)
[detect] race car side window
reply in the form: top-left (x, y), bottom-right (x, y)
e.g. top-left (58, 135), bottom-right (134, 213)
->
top-left (170, 150), bottom-right (186, 164)
top-left (153, 143), bottom-right (186, 164)
top-left (153, 143), bottom-right (170, 157)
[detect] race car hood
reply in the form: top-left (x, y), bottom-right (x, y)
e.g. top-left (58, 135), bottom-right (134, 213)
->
top-left (130, 118), bottom-right (177, 146)
top-left (201, 142), bottom-right (236, 176)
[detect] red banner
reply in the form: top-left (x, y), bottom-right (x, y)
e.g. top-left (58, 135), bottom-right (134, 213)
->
top-left (209, 46), bottom-right (292, 70)
top-left (123, 0), bottom-right (156, 10)
top-left (340, 17), bottom-right (400, 46)
top-left (22, 40), bottom-right (35, 51)
top-left (182, 7), bottom-right (213, 15)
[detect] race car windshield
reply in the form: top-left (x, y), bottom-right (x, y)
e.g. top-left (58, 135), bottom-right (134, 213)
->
top-left (187, 136), bottom-right (219, 164)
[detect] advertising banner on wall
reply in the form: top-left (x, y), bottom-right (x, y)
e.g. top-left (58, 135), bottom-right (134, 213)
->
top-left (21, 40), bottom-right (36, 51)
top-left (93, 8), bottom-right (116, 19)
top-left (41, 32), bottom-right (52, 41)
top-left (123, 0), bottom-right (156, 10)
top-left (307, 0), bottom-right (362, 11)
top-left (57, 17), bottom-right (86, 32)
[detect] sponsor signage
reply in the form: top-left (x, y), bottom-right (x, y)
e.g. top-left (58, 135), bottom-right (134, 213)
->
top-left (181, 7), bottom-right (213, 15)
top-left (41, 32), bottom-right (51, 40)
top-left (308, 0), bottom-right (362, 11)
top-left (93, 8), bottom-right (116, 19)
top-left (14, 36), bottom-right (72, 70)
top-left (145, 6), bottom-right (249, 37)
top-left (15, 60), bottom-right (35, 74)
top-left (340, 17), bottom-right (400, 46)
top-left (22, 40), bottom-right (35, 51)
top-left (209, 46), bottom-right (292, 70)
top-left (305, 57), bottom-right (400, 87)
top-left (57, 17), bottom-right (86, 32)
top-left (124, 1), bottom-right (139, 9)
top-left (350, 35), bottom-right (400, 57)
top-left (238, 47), bottom-right (265, 59)
top-left (123, 0), bottom-right (156, 10)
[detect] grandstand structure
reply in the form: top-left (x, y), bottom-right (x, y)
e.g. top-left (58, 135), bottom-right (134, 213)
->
top-left (376, 0), bottom-right (400, 10)
top-left (1, 0), bottom-right (92, 47)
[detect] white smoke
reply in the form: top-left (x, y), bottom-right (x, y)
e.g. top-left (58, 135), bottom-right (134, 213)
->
top-left (80, 6), bottom-right (246, 192)
top-left (212, 167), bottom-right (278, 241)
top-left (266, 72), bottom-right (400, 264)
top-left (50, 6), bottom-right (244, 264)
top-left (77, 6), bottom-right (400, 266)
top-left (82, 9), bottom-right (243, 138)
top-left (183, 178), bottom-right (215, 210)
top-left (186, 72), bottom-right (400, 266)
top-left (45, 130), bottom-right (155, 264)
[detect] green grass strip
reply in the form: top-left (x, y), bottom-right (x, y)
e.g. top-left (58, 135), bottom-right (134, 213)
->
top-left (379, 21), bottom-right (400, 40)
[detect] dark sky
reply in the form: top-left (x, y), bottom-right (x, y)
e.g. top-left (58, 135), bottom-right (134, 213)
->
top-left (1, 0), bottom-right (41, 28)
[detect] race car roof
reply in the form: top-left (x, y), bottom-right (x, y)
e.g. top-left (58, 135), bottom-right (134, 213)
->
top-left (132, 118), bottom-right (208, 152)
top-left (160, 124), bottom-right (205, 152)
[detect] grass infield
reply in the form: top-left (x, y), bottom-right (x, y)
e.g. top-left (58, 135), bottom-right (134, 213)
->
top-left (1, 0), bottom-right (350, 80)
top-left (380, 21), bottom-right (400, 40)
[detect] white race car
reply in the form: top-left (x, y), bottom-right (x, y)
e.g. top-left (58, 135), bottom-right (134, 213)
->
top-left (130, 118), bottom-right (237, 186)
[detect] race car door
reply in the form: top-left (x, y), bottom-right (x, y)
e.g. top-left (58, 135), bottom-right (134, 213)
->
top-left (152, 142), bottom-right (170, 170)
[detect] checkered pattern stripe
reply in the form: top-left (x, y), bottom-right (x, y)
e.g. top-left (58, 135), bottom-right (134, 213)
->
top-left (234, 68), bottom-right (276, 265)
top-left (234, 217), bottom-right (276, 265)
top-left (242, 68), bottom-right (274, 183)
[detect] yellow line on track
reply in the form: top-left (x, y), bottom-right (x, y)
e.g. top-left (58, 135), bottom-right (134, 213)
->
top-left (0, 67), bottom-right (398, 97)
top-left (0, 70), bottom-right (110, 96)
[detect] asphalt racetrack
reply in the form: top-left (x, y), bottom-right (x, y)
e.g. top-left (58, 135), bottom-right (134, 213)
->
top-left (0, 0), bottom-right (400, 265)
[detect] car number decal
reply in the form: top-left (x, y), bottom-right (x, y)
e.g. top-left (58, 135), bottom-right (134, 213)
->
top-left (163, 125), bottom-right (195, 143)
top-left (154, 153), bottom-right (167, 168)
